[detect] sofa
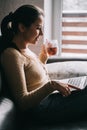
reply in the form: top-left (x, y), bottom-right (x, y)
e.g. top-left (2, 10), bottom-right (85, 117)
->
top-left (1, 58), bottom-right (87, 130)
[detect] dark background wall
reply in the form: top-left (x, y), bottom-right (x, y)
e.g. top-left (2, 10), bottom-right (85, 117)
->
top-left (0, 0), bottom-right (44, 24)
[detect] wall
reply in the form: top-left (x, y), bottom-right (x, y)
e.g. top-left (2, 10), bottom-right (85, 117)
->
top-left (0, 0), bottom-right (44, 24)
top-left (44, 0), bottom-right (52, 41)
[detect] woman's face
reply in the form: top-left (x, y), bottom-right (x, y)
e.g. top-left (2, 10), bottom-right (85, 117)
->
top-left (23, 15), bottom-right (44, 44)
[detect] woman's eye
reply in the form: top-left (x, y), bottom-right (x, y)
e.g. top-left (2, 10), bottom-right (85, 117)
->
top-left (37, 27), bottom-right (41, 30)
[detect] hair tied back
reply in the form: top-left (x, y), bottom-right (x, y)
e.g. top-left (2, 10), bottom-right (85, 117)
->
top-left (7, 12), bottom-right (13, 29)
top-left (1, 12), bottom-right (13, 36)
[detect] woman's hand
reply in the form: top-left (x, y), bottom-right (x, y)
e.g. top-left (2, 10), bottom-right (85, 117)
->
top-left (51, 81), bottom-right (71, 97)
top-left (39, 44), bottom-right (49, 64)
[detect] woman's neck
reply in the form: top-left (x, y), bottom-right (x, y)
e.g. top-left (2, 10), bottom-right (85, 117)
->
top-left (12, 36), bottom-right (29, 49)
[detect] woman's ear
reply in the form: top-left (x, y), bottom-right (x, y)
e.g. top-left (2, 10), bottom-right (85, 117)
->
top-left (18, 23), bottom-right (26, 32)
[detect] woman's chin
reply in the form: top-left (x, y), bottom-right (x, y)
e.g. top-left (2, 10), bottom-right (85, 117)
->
top-left (30, 39), bottom-right (39, 44)
top-left (34, 40), bottom-right (39, 44)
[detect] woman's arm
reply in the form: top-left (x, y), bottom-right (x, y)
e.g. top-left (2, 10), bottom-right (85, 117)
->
top-left (39, 44), bottom-right (49, 64)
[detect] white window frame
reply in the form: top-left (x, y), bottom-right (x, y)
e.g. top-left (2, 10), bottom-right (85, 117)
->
top-left (44, 0), bottom-right (62, 56)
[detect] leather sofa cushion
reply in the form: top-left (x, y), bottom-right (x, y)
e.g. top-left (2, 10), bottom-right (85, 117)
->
top-left (0, 97), bottom-right (16, 130)
top-left (0, 70), bottom-right (2, 95)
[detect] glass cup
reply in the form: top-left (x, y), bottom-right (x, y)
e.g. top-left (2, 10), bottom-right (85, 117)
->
top-left (45, 39), bottom-right (58, 56)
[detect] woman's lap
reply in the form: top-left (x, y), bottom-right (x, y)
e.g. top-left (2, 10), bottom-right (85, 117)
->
top-left (32, 87), bottom-right (87, 122)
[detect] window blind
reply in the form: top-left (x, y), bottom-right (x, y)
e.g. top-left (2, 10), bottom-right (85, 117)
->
top-left (62, 12), bottom-right (87, 56)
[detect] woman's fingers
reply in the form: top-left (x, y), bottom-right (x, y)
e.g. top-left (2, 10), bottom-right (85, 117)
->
top-left (63, 86), bottom-right (71, 97)
top-left (51, 81), bottom-right (71, 97)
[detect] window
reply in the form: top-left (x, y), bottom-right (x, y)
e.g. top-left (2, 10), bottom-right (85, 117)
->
top-left (44, 0), bottom-right (87, 59)
top-left (62, 0), bottom-right (87, 58)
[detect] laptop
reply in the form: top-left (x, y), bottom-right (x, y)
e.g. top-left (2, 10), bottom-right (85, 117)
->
top-left (55, 76), bottom-right (87, 91)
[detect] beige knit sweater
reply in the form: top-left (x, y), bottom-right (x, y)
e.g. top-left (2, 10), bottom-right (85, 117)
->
top-left (1, 48), bottom-right (53, 110)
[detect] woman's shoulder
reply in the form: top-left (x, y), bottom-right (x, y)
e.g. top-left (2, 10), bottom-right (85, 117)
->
top-left (1, 47), bottom-right (25, 61)
top-left (0, 48), bottom-right (28, 69)
top-left (2, 47), bottom-right (21, 55)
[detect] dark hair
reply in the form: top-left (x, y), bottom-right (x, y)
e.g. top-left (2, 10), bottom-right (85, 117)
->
top-left (0, 4), bottom-right (44, 54)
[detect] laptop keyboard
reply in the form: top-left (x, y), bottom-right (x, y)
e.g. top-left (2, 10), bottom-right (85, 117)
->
top-left (68, 76), bottom-right (87, 89)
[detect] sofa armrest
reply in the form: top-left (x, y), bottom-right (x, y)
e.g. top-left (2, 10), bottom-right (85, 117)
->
top-left (47, 57), bottom-right (87, 63)
top-left (46, 61), bottom-right (87, 80)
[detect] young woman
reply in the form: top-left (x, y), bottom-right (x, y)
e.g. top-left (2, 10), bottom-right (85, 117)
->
top-left (0, 4), bottom-right (87, 123)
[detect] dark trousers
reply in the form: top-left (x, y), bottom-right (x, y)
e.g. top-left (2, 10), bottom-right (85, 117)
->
top-left (30, 87), bottom-right (87, 123)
